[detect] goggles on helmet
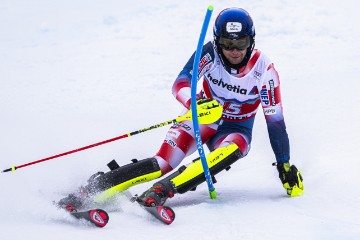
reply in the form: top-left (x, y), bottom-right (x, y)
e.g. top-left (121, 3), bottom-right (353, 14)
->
top-left (218, 36), bottom-right (251, 51)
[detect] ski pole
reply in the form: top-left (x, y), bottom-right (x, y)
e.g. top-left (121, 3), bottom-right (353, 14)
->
top-left (1, 99), bottom-right (222, 173)
top-left (190, 6), bottom-right (216, 199)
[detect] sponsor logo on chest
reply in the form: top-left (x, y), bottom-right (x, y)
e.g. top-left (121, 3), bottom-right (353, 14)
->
top-left (206, 73), bottom-right (248, 95)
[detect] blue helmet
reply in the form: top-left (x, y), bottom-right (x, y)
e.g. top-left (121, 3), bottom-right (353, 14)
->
top-left (213, 8), bottom-right (256, 69)
top-left (214, 8), bottom-right (255, 40)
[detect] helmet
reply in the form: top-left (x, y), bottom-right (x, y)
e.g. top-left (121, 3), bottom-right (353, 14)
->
top-left (214, 8), bottom-right (255, 41)
top-left (213, 8), bottom-right (256, 69)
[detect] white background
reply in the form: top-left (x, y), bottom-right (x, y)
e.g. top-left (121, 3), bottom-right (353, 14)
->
top-left (1, 0), bottom-right (359, 239)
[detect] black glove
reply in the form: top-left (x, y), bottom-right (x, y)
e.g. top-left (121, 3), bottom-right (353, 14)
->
top-left (276, 162), bottom-right (304, 197)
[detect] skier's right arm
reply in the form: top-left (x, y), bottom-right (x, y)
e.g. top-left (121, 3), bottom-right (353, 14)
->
top-left (172, 41), bottom-right (215, 109)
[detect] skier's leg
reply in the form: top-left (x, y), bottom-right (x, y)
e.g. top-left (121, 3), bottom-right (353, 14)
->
top-left (58, 120), bottom-right (218, 209)
top-left (57, 157), bottom-right (162, 209)
top-left (154, 120), bottom-right (218, 174)
top-left (137, 131), bottom-right (250, 206)
top-left (93, 120), bottom-right (218, 202)
top-left (90, 158), bottom-right (163, 202)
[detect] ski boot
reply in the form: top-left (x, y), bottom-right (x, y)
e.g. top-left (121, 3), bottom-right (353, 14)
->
top-left (136, 172), bottom-right (178, 207)
top-left (275, 162), bottom-right (304, 197)
top-left (57, 171), bottom-right (105, 212)
top-left (57, 194), bottom-right (83, 212)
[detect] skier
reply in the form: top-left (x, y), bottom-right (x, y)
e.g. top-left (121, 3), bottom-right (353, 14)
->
top-left (58, 7), bottom-right (304, 211)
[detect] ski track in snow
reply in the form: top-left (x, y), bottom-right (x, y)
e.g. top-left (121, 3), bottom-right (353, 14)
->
top-left (1, 0), bottom-right (360, 239)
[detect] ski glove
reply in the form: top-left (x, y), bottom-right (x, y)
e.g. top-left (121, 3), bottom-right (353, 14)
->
top-left (276, 162), bottom-right (304, 197)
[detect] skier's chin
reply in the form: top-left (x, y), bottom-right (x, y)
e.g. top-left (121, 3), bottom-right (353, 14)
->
top-left (227, 56), bottom-right (244, 65)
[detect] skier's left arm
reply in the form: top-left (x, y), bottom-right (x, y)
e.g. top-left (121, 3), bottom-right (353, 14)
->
top-left (260, 63), bottom-right (304, 197)
top-left (260, 63), bottom-right (290, 163)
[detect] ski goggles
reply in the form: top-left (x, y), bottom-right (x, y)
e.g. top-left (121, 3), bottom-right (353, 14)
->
top-left (218, 36), bottom-right (251, 51)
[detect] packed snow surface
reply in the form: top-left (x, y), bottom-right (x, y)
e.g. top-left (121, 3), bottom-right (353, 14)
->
top-left (1, 0), bottom-right (359, 239)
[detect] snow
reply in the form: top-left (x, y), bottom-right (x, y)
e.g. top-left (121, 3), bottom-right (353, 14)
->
top-left (1, 0), bottom-right (360, 239)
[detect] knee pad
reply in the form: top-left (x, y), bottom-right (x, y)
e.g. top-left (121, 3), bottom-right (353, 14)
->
top-left (90, 158), bottom-right (162, 202)
top-left (170, 143), bottom-right (242, 194)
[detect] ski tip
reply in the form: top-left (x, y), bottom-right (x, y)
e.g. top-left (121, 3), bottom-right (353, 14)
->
top-left (89, 209), bottom-right (109, 228)
top-left (143, 205), bottom-right (175, 225)
top-left (156, 206), bottom-right (175, 225)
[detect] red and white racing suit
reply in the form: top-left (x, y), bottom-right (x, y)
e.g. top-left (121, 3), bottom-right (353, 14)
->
top-left (153, 41), bottom-right (290, 175)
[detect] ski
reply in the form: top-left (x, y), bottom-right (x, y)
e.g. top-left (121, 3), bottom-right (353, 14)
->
top-left (142, 205), bottom-right (175, 225)
top-left (125, 191), bottom-right (175, 225)
top-left (70, 209), bottom-right (109, 228)
top-left (55, 188), bottom-right (174, 226)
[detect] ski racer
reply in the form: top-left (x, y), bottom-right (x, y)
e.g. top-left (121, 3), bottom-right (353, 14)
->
top-left (58, 7), bottom-right (304, 211)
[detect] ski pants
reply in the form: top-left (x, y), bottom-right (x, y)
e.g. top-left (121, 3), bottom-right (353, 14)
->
top-left (154, 119), bottom-right (251, 175)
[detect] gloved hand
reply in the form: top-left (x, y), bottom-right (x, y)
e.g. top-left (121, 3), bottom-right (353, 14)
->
top-left (178, 98), bottom-right (223, 124)
top-left (276, 162), bottom-right (304, 197)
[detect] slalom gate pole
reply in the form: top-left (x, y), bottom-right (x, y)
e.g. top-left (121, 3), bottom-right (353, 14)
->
top-left (190, 6), bottom-right (216, 199)
top-left (1, 100), bottom-right (222, 173)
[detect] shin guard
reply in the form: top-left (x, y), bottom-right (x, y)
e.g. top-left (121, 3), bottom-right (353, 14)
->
top-left (88, 158), bottom-right (162, 202)
top-left (171, 143), bottom-right (242, 194)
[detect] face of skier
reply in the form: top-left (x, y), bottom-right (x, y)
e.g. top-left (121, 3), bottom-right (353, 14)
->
top-left (217, 36), bottom-right (250, 65)
top-left (221, 48), bottom-right (247, 65)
